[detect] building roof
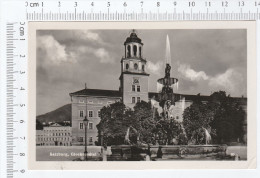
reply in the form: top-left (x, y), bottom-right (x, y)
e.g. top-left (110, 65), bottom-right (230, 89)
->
top-left (49, 123), bottom-right (62, 127)
top-left (149, 92), bottom-right (247, 103)
top-left (124, 30), bottom-right (143, 45)
top-left (70, 88), bottom-right (246, 104)
top-left (70, 88), bottom-right (121, 98)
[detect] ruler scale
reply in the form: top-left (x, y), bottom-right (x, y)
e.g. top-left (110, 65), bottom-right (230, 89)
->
top-left (6, 23), bottom-right (15, 178)
top-left (0, 0), bottom-right (260, 178)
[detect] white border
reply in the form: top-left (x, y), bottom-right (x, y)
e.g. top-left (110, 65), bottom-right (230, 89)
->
top-left (28, 21), bottom-right (256, 170)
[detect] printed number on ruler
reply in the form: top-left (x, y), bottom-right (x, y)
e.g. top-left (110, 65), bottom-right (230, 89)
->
top-left (23, 0), bottom-right (260, 21)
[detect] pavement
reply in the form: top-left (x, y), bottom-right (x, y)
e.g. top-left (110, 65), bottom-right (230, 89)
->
top-left (36, 145), bottom-right (247, 161)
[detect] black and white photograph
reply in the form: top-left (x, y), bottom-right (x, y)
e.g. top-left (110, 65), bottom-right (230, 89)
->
top-left (28, 22), bottom-right (256, 169)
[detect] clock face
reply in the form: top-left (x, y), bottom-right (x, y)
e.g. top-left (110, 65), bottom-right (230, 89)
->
top-left (133, 78), bottom-right (140, 85)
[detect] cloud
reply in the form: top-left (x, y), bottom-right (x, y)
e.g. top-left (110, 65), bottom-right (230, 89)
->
top-left (209, 68), bottom-right (244, 94)
top-left (94, 48), bottom-right (114, 63)
top-left (178, 64), bottom-right (209, 81)
top-left (147, 61), bottom-right (163, 75)
top-left (178, 63), bottom-right (246, 96)
top-left (80, 31), bottom-right (103, 42)
top-left (38, 30), bottom-right (104, 45)
top-left (37, 35), bottom-right (76, 65)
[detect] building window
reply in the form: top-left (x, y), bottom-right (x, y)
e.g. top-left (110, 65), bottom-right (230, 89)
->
top-left (132, 85), bottom-right (135, 92)
top-left (79, 100), bottom-right (84, 103)
top-left (126, 63), bottom-right (129, 70)
top-left (79, 110), bottom-right (84, 117)
top-left (137, 85), bottom-right (140, 92)
top-left (134, 63), bottom-right (138, 70)
top-left (139, 46), bottom-right (142, 57)
top-left (176, 116), bottom-right (179, 120)
top-left (78, 137), bottom-right (83, 142)
top-left (142, 65), bottom-right (145, 71)
top-left (127, 45), bottom-right (131, 57)
top-left (88, 110), bottom-right (93, 117)
top-left (89, 122), bottom-right (93, 130)
top-left (79, 122), bottom-right (84, 130)
top-left (107, 101), bottom-right (113, 104)
top-left (137, 97), bottom-right (141, 103)
top-left (88, 100), bottom-right (93, 104)
top-left (132, 97), bottom-right (135, 103)
top-left (89, 137), bottom-right (93, 143)
top-left (98, 110), bottom-right (101, 117)
top-left (133, 45), bottom-right (137, 56)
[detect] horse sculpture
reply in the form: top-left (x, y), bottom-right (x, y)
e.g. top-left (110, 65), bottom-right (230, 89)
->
top-left (124, 126), bottom-right (140, 145)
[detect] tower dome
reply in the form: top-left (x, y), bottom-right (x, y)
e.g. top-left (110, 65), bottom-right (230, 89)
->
top-left (124, 30), bottom-right (143, 45)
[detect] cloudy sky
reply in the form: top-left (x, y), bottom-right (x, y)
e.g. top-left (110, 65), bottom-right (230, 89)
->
top-left (36, 29), bottom-right (247, 115)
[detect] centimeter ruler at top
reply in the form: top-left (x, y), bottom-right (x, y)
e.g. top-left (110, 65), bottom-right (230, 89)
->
top-left (23, 0), bottom-right (260, 21)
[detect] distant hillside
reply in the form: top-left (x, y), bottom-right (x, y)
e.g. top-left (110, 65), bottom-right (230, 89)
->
top-left (36, 104), bottom-right (71, 124)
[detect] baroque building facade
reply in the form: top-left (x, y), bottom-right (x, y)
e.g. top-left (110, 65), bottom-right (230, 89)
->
top-left (36, 123), bottom-right (72, 146)
top-left (69, 31), bottom-right (247, 146)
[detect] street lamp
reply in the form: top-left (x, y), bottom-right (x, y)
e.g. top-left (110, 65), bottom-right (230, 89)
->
top-left (100, 131), bottom-right (104, 155)
top-left (83, 116), bottom-right (89, 161)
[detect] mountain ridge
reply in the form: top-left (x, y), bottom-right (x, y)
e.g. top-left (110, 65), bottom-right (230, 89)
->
top-left (36, 104), bottom-right (71, 124)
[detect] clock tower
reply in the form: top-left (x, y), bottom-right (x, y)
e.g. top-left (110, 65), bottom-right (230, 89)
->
top-left (119, 30), bottom-right (149, 108)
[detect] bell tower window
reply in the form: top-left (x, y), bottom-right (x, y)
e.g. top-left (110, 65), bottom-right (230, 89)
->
top-left (133, 45), bottom-right (137, 56)
top-left (127, 45), bottom-right (131, 57)
top-left (126, 63), bottom-right (129, 70)
top-left (139, 46), bottom-right (142, 58)
top-left (142, 65), bottom-right (145, 71)
top-left (134, 63), bottom-right (138, 70)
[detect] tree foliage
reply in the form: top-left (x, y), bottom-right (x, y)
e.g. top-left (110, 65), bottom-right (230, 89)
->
top-left (97, 101), bottom-right (159, 145)
top-left (183, 91), bottom-right (246, 144)
top-left (97, 100), bottom-right (186, 146)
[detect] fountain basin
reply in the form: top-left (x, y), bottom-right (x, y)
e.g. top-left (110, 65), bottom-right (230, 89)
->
top-left (110, 145), bottom-right (228, 161)
top-left (109, 145), bottom-right (147, 161)
top-left (157, 77), bottom-right (178, 85)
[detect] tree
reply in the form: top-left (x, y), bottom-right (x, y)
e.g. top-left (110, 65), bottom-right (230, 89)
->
top-left (96, 101), bottom-right (134, 145)
top-left (209, 91), bottom-right (245, 143)
top-left (183, 99), bottom-right (215, 145)
top-left (36, 119), bottom-right (43, 130)
top-left (154, 118), bottom-right (186, 145)
top-left (132, 101), bottom-right (158, 143)
top-left (183, 91), bottom-right (246, 145)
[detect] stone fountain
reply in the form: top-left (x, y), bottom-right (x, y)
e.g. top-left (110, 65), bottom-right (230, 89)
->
top-left (150, 35), bottom-right (228, 160)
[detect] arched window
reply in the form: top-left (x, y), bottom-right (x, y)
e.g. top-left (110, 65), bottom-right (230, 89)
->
top-left (142, 65), bottom-right (145, 71)
top-left (126, 63), bottom-right (129, 70)
top-left (134, 63), bottom-right (138, 70)
top-left (133, 45), bottom-right (137, 56)
top-left (127, 45), bottom-right (131, 57)
top-left (139, 46), bottom-right (142, 57)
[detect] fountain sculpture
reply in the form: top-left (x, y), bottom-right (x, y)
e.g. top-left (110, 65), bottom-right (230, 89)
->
top-left (156, 35), bottom-right (178, 120)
